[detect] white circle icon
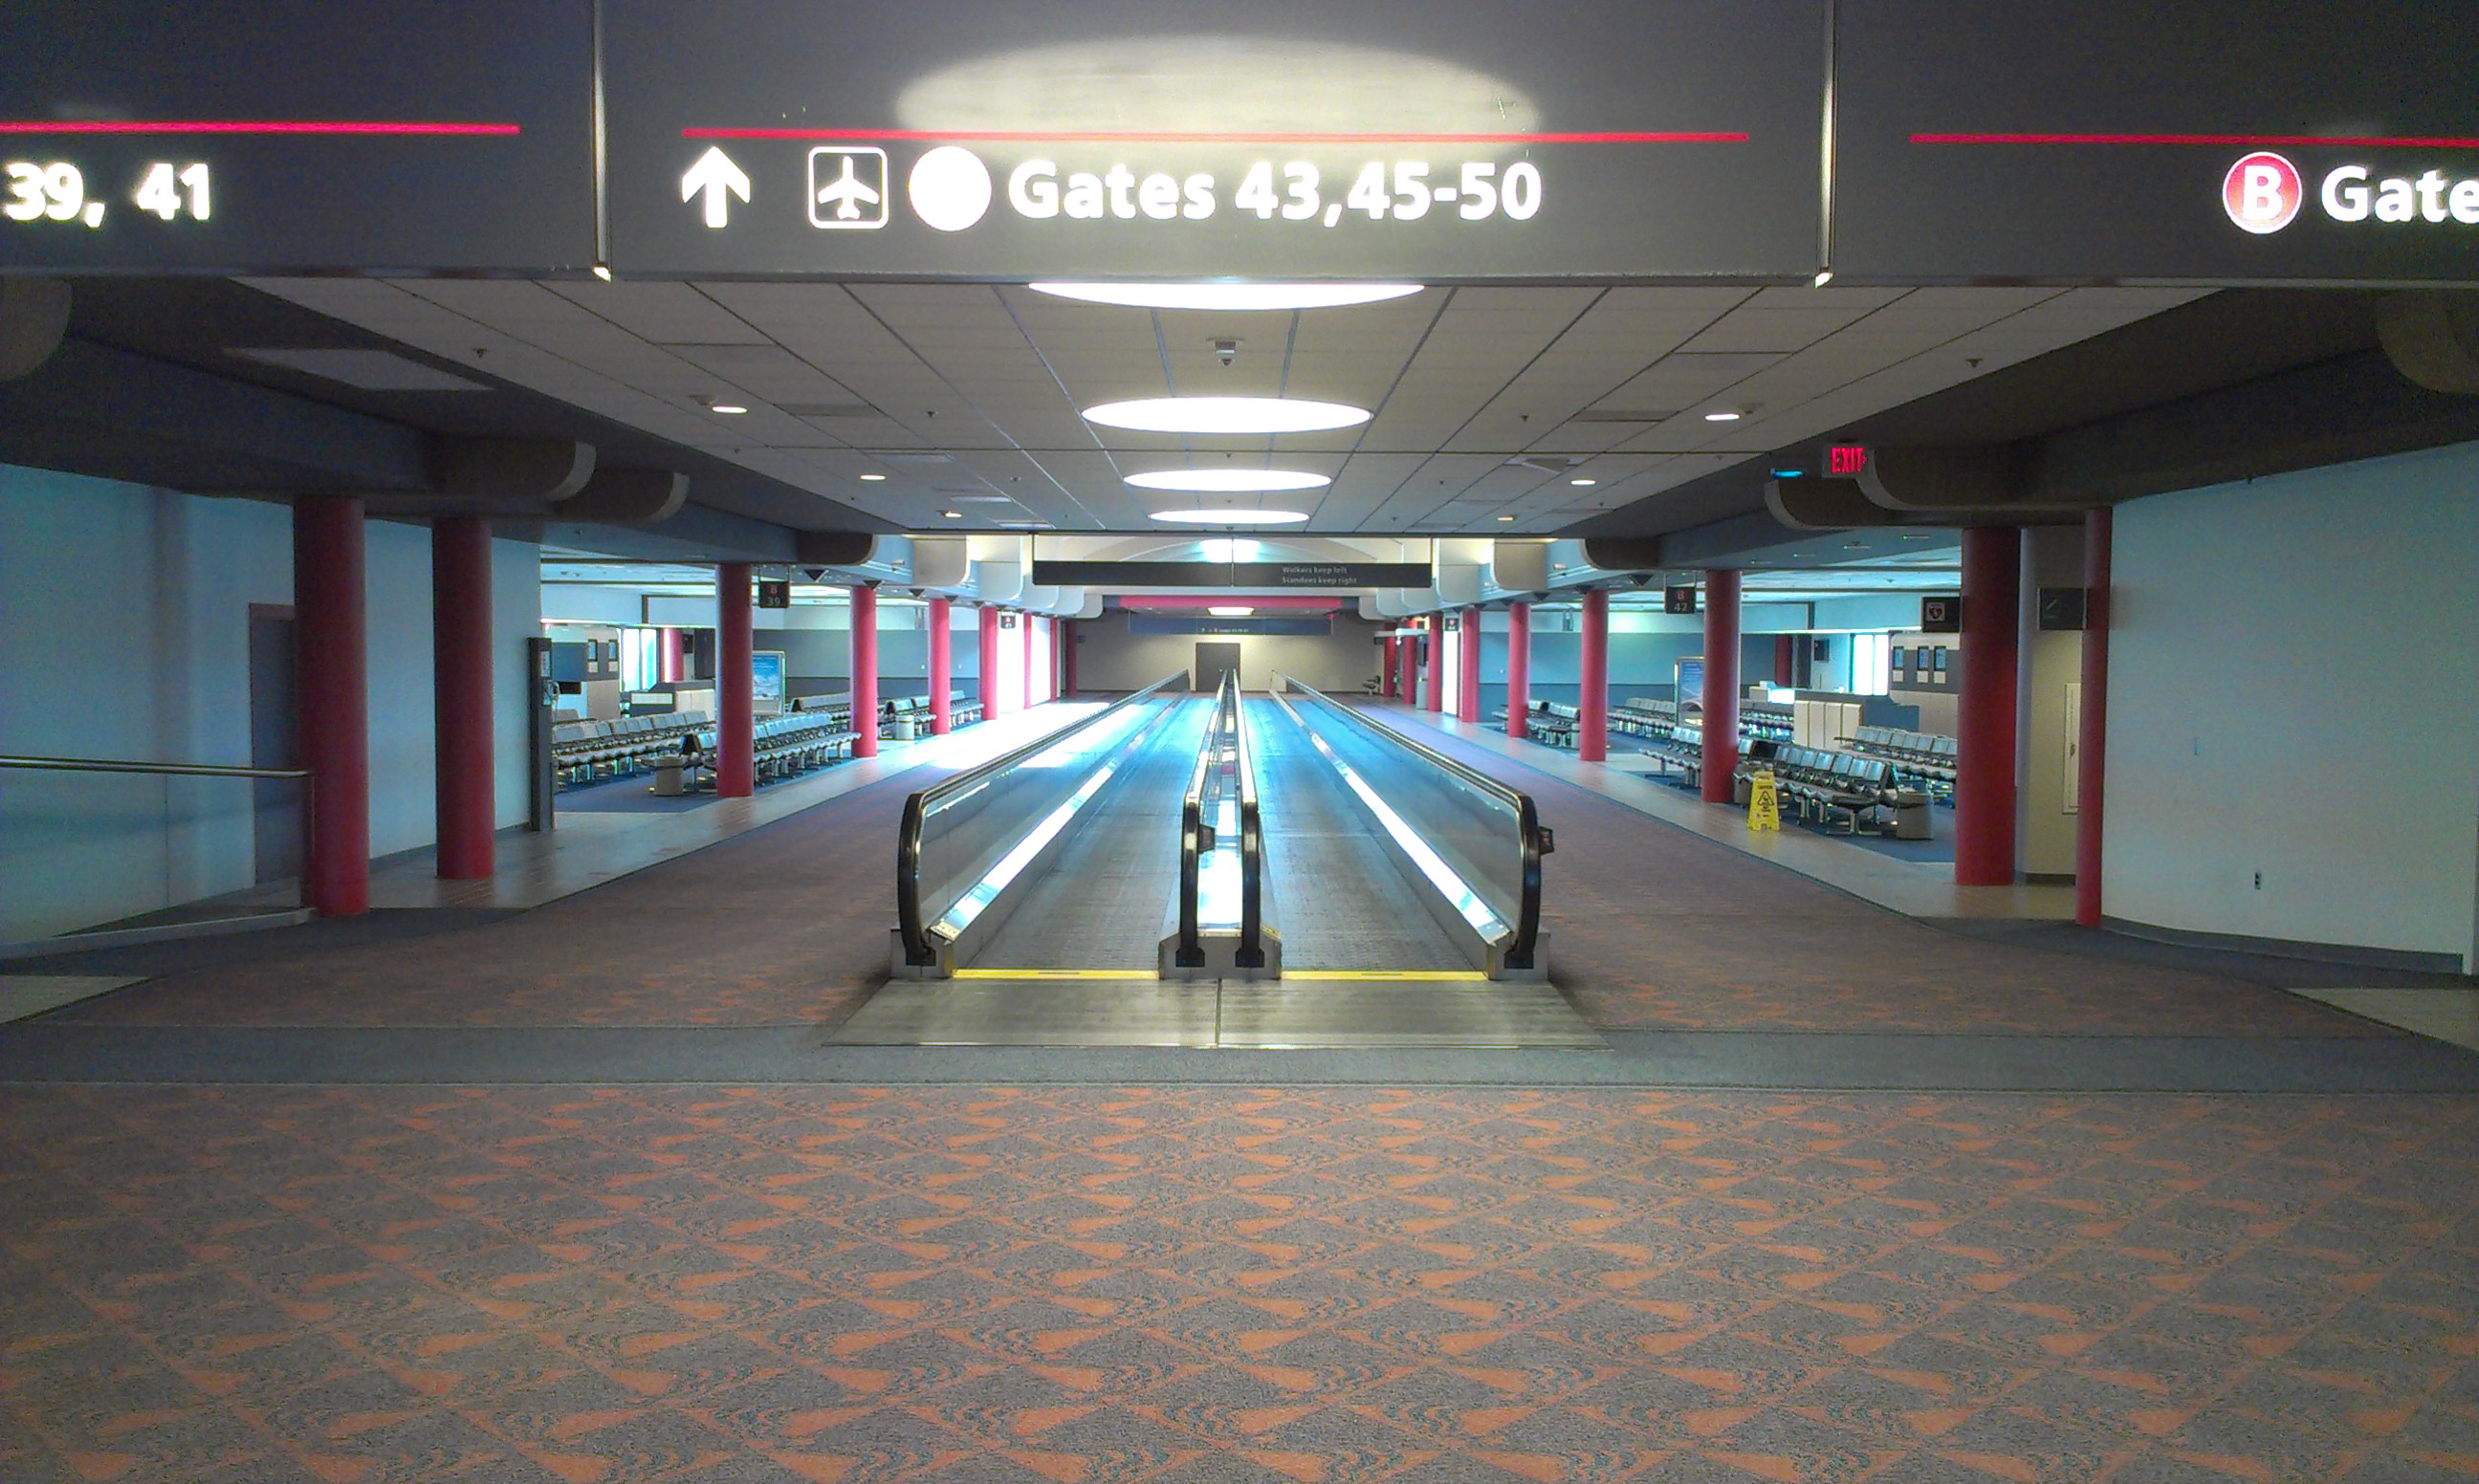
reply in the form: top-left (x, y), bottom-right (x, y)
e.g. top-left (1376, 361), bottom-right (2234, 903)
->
top-left (908, 146), bottom-right (992, 231)
top-left (2223, 151), bottom-right (2302, 234)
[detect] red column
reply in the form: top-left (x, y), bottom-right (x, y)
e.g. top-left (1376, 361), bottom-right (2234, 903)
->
top-left (1700, 570), bottom-right (1741, 801)
top-left (659, 627), bottom-right (685, 684)
top-left (1504, 601), bottom-right (1530, 737)
top-left (1423, 615), bottom-right (1444, 712)
top-left (2074, 509), bottom-right (2112, 925)
top-left (430, 515), bottom-right (494, 881)
top-left (1020, 610), bottom-right (1034, 707)
top-left (295, 497), bottom-right (368, 916)
top-left (850, 584), bottom-right (879, 758)
top-left (1381, 636), bottom-right (1397, 698)
top-left (1579, 589), bottom-right (1611, 762)
top-left (978, 606), bottom-right (1002, 717)
top-left (1396, 628), bottom-right (1417, 702)
top-left (1956, 526), bottom-right (2022, 884)
top-left (1060, 618), bottom-right (1077, 697)
top-left (927, 597), bottom-right (953, 735)
top-left (716, 562), bottom-right (754, 797)
top-left (1457, 608), bottom-right (1482, 722)
top-left (1040, 617), bottom-right (1055, 702)
top-left (1775, 634), bottom-right (1795, 687)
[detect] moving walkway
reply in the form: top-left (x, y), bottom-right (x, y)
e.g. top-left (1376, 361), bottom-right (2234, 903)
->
top-left (853, 671), bottom-right (1587, 1048)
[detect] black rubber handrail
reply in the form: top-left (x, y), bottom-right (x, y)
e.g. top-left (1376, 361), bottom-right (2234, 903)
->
top-left (1271, 673), bottom-right (1547, 971)
top-left (1171, 670), bottom-right (1265, 970)
top-left (1233, 680), bottom-right (1264, 970)
top-left (896, 673), bottom-right (1185, 968)
top-left (1173, 672), bottom-right (1236, 968)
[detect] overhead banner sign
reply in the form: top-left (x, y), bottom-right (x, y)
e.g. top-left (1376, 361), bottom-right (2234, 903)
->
top-left (0, 0), bottom-right (594, 273)
top-left (1832, 0), bottom-right (2479, 283)
top-left (1036, 560), bottom-right (1429, 588)
top-left (1130, 614), bottom-right (1333, 637)
top-left (601, 0), bottom-right (1827, 280)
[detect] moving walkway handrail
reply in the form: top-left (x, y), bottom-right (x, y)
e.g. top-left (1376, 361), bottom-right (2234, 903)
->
top-left (0, 754), bottom-right (318, 918)
top-left (896, 672), bottom-right (1186, 968)
top-left (1172, 672), bottom-right (1266, 969)
top-left (1271, 673), bottom-right (1547, 970)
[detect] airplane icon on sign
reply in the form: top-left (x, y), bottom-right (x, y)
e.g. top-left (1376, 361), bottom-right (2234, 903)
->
top-left (807, 146), bottom-right (889, 229)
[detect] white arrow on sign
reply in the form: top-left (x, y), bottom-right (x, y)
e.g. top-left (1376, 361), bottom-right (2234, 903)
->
top-left (680, 146), bottom-right (751, 229)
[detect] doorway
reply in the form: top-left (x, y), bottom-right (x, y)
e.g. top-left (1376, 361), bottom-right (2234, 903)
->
top-left (247, 605), bottom-right (302, 884)
top-left (1194, 643), bottom-right (1240, 694)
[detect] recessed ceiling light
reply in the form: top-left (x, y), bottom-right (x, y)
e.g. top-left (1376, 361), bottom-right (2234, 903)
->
top-left (1496, 514), bottom-right (1516, 522)
top-left (1702, 410), bottom-right (1742, 422)
top-left (1148, 509), bottom-right (1310, 525)
top-left (1899, 533), bottom-right (1931, 540)
top-left (941, 510), bottom-right (964, 519)
top-left (1126, 469), bottom-right (1331, 492)
top-left (1208, 605), bottom-right (1255, 618)
top-left (710, 402), bottom-right (748, 415)
top-left (1090, 393), bottom-right (1378, 436)
top-left (1030, 282), bottom-right (1423, 311)
top-left (858, 472), bottom-right (887, 481)
top-left (1086, 397), bottom-right (1371, 434)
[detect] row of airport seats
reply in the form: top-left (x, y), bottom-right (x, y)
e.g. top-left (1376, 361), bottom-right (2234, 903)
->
top-left (1639, 722), bottom-right (1707, 783)
top-left (1739, 745), bottom-right (1929, 836)
top-left (685, 712), bottom-right (859, 782)
top-left (1848, 726), bottom-right (1958, 799)
top-left (553, 711), bottom-right (713, 784)
top-left (879, 691), bottom-right (985, 735)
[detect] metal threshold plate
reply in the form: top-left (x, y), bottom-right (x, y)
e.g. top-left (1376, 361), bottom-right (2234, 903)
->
top-left (1220, 980), bottom-right (1604, 1049)
top-left (830, 977), bottom-right (1603, 1049)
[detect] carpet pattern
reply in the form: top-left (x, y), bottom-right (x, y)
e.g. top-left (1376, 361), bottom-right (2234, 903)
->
top-left (4, 1083), bottom-right (2477, 1484)
top-left (45, 725), bottom-right (2384, 1039)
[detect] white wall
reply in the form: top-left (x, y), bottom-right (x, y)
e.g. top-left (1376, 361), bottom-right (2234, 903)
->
top-left (1075, 611), bottom-right (1386, 693)
top-left (0, 466), bottom-right (539, 940)
top-left (2105, 440), bottom-right (2479, 968)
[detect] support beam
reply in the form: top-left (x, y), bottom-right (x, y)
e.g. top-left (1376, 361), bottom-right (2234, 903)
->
top-left (850, 584), bottom-right (879, 759)
top-left (554, 468), bottom-right (688, 525)
top-left (430, 516), bottom-right (494, 881)
top-left (1504, 602), bottom-right (1530, 738)
top-left (2075, 509), bottom-right (2112, 927)
top-left (1579, 590), bottom-right (1610, 763)
top-left (1956, 527), bottom-right (2022, 885)
top-left (1700, 572), bottom-right (1739, 801)
top-left (294, 496), bottom-right (368, 916)
top-left (1764, 477), bottom-right (1897, 530)
top-left (928, 597), bottom-right (953, 734)
top-left (716, 563), bottom-right (754, 797)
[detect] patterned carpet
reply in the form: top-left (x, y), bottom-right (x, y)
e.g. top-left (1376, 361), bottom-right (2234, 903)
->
top-left (37, 727), bottom-right (2384, 1039)
top-left (4, 1083), bottom-right (2476, 1484)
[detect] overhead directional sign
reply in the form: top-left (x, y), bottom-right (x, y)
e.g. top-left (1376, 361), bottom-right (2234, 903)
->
top-left (602, 0), bottom-right (1828, 280)
top-left (0, 0), bottom-right (594, 273)
top-left (1833, 0), bottom-right (2479, 283)
top-left (1036, 560), bottom-right (1430, 589)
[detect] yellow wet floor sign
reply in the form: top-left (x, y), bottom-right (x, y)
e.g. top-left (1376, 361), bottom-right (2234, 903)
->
top-left (1748, 768), bottom-right (1781, 831)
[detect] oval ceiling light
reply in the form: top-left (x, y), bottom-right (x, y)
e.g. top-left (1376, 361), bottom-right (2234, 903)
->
top-left (1702, 410), bottom-right (1744, 422)
top-left (1208, 605), bottom-right (1255, 618)
top-left (1148, 509), bottom-right (1310, 525)
top-left (1032, 281), bottom-right (1423, 312)
top-left (1085, 397), bottom-right (1370, 434)
top-left (1126, 468), bottom-right (1331, 493)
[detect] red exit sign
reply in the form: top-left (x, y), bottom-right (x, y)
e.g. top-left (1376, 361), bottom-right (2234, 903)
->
top-left (1828, 444), bottom-right (1869, 476)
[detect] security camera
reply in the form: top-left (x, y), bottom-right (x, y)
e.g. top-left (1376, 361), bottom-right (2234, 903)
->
top-left (1212, 338), bottom-right (1240, 366)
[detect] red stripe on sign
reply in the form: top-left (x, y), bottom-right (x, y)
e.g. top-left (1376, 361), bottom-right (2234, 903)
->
top-left (0, 120), bottom-right (522, 136)
top-left (1914, 131), bottom-right (2479, 148)
top-left (684, 127), bottom-right (1745, 144)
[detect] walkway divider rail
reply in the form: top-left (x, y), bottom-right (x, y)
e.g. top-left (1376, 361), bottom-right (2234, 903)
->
top-left (1166, 670), bottom-right (1271, 975)
top-left (1269, 674), bottom-right (1550, 977)
top-left (894, 673), bottom-right (1185, 973)
top-left (0, 753), bottom-right (316, 957)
